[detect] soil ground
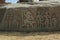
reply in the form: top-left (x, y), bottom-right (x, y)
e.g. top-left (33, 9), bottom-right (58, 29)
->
top-left (0, 32), bottom-right (60, 40)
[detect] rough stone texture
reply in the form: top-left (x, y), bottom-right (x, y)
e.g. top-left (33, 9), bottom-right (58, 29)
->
top-left (0, 7), bottom-right (6, 23)
top-left (0, 0), bottom-right (5, 4)
top-left (0, 3), bottom-right (60, 32)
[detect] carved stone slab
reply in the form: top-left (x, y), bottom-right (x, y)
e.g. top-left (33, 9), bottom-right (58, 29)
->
top-left (0, 4), bottom-right (60, 32)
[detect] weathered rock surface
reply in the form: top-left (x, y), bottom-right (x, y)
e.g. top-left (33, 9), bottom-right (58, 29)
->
top-left (0, 3), bottom-right (60, 32)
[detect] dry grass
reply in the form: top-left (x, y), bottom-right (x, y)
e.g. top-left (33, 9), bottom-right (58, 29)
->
top-left (0, 32), bottom-right (60, 40)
